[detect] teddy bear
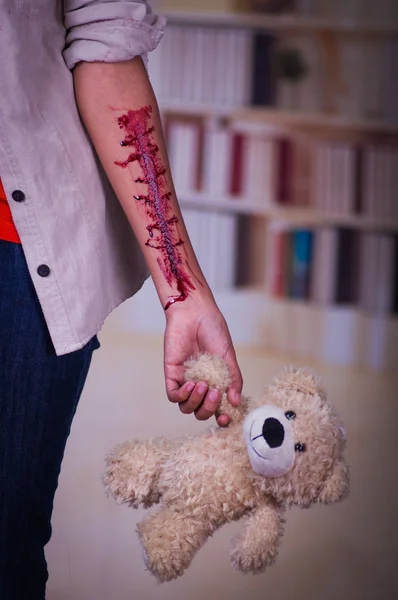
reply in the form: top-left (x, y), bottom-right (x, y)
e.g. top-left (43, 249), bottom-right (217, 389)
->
top-left (104, 353), bottom-right (348, 583)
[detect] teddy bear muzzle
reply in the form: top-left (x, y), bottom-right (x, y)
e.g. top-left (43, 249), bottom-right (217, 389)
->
top-left (243, 405), bottom-right (296, 478)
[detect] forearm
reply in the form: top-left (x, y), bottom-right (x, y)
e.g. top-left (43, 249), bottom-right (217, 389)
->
top-left (73, 57), bottom-right (213, 310)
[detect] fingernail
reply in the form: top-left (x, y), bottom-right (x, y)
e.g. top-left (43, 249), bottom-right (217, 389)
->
top-left (185, 382), bottom-right (195, 393)
top-left (208, 389), bottom-right (219, 403)
top-left (234, 391), bottom-right (241, 405)
top-left (198, 383), bottom-right (208, 395)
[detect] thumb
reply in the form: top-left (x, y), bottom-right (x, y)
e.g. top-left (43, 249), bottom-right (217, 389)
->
top-left (224, 353), bottom-right (243, 407)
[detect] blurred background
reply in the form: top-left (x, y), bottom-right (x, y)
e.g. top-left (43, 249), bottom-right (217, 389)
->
top-left (47, 1), bottom-right (398, 599)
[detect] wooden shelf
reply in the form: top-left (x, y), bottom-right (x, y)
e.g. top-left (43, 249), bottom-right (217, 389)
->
top-left (159, 103), bottom-right (398, 137)
top-left (232, 108), bottom-right (398, 138)
top-left (179, 192), bottom-right (267, 216)
top-left (160, 100), bottom-right (233, 118)
top-left (164, 10), bottom-right (398, 36)
top-left (264, 207), bottom-right (398, 232)
top-left (178, 194), bottom-right (398, 232)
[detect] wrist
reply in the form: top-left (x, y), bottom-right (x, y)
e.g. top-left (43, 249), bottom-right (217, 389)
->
top-left (163, 286), bottom-right (217, 319)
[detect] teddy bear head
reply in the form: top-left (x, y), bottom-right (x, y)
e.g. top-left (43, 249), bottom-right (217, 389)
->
top-left (243, 368), bottom-right (348, 509)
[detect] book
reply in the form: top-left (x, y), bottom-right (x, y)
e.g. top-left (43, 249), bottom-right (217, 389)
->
top-left (199, 210), bottom-right (219, 289)
top-left (276, 137), bottom-right (293, 203)
top-left (335, 228), bottom-right (360, 305)
top-left (181, 26), bottom-right (196, 103)
top-left (394, 235), bottom-right (398, 315)
top-left (230, 133), bottom-right (246, 196)
top-left (159, 24), bottom-right (174, 101)
top-left (181, 207), bottom-right (201, 259)
top-left (251, 32), bottom-right (276, 106)
top-left (216, 212), bottom-right (239, 289)
top-left (291, 135), bottom-right (313, 207)
top-left (266, 221), bottom-right (291, 296)
top-left (362, 144), bottom-right (398, 223)
top-left (360, 38), bottom-right (386, 120)
top-left (290, 229), bottom-right (314, 299)
top-left (214, 28), bottom-right (230, 106)
top-left (334, 39), bottom-right (363, 118)
top-left (385, 37), bottom-right (398, 124)
top-left (276, 135), bottom-right (312, 206)
top-left (358, 232), bottom-right (379, 312)
top-left (202, 125), bottom-right (233, 196)
top-left (201, 28), bottom-right (217, 105)
top-left (192, 27), bottom-right (206, 103)
top-left (310, 227), bottom-right (339, 305)
top-left (314, 141), bottom-right (357, 217)
top-left (375, 234), bottom-right (395, 314)
top-left (235, 29), bottom-right (253, 107)
top-left (243, 134), bottom-right (278, 207)
top-left (166, 120), bottom-right (201, 193)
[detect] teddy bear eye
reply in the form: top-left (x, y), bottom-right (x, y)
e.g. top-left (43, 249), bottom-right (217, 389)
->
top-left (295, 443), bottom-right (306, 453)
top-left (285, 411), bottom-right (296, 420)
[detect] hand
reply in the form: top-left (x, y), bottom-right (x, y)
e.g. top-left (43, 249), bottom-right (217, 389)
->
top-left (163, 298), bottom-right (243, 427)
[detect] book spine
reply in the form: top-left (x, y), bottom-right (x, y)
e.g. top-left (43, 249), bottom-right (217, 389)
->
top-left (192, 27), bottom-right (205, 103)
top-left (290, 229), bottom-right (314, 299)
top-left (374, 234), bottom-right (395, 314)
top-left (335, 228), bottom-right (360, 305)
top-left (230, 133), bottom-right (246, 196)
top-left (276, 137), bottom-right (293, 204)
top-left (266, 221), bottom-right (287, 297)
top-left (181, 26), bottom-right (195, 103)
top-left (251, 32), bottom-right (276, 106)
top-left (393, 235), bottom-right (398, 315)
top-left (217, 213), bottom-right (238, 290)
top-left (310, 227), bottom-right (338, 305)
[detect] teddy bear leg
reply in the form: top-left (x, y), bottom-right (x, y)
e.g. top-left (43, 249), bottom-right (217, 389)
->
top-left (104, 438), bottom-right (182, 508)
top-left (230, 504), bottom-right (285, 574)
top-left (137, 506), bottom-right (214, 582)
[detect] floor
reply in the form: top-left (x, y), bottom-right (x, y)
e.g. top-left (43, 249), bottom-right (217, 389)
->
top-left (46, 311), bottom-right (398, 600)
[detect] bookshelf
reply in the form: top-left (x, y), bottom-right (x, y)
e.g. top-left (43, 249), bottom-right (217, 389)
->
top-left (138, 2), bottom-right (398, 371)
top-left (163, 9), bottom-right (398, 36)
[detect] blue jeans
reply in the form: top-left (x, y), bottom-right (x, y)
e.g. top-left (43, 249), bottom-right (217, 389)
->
top-left (0, 240), bottom-right (99, 599)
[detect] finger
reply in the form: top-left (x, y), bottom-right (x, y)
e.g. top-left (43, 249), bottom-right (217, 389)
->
top-left (194, 388), bottom-right (220, 421)
top-left (167, 380), bottom-right (195, 404)
top-left (227, 387), bottom-right (242, 407)
top-left (216, 414), bottom-right (231, 428)
top-left (226, 358), bottom-right (243, 407)
top-left (179, 382), bottom-right (209, 415)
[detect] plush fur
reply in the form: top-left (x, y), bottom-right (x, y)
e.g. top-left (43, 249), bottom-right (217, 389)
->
top-left (104, 353), bottom-right (348, 582)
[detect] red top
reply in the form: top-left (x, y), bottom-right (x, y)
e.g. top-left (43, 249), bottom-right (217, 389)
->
top-left (0, 179), bottom-right (21, 244)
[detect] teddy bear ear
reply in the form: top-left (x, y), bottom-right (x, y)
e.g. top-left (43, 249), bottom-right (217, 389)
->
top-left (318, 460), bottom-right (349, 505)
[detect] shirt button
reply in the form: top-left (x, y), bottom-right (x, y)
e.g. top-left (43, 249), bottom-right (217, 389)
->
top-left (37, 264), bottom-right (51, 277)
top-left (12, 190), bottom-right (26, 203)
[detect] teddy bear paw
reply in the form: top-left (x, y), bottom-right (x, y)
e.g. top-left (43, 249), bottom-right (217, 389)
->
top-left (230, 545), bottom-right (277, 575)
top-left (104, 441), bottom-right (161, 507)
top-left (139, 538), bottom-right (186, 583)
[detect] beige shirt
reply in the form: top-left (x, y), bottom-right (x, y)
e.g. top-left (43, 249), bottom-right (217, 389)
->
top-left (0, 0), bottom-right (165, 355)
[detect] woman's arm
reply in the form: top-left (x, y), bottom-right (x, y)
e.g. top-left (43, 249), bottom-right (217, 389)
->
top-left (73, 57), bottom-right (243, 424)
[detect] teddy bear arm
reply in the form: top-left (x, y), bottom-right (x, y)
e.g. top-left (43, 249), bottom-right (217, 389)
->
top-left (104, 437), bottom-right (185, 507)
top-left (230, 503), bottom-right (285, 574)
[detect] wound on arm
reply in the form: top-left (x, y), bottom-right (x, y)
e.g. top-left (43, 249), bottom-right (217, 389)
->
top-left (114, 105), bottom-right (196, 310)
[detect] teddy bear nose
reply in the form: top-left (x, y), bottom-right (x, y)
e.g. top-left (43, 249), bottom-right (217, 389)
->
top-left (262, 418), bottom-right (285, 448)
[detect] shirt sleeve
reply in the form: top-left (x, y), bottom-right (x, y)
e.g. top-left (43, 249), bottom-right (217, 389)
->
top-left (63, 0), bottom-right (166, 70)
